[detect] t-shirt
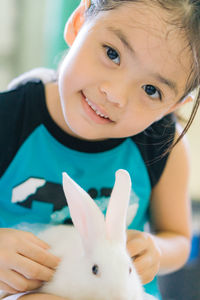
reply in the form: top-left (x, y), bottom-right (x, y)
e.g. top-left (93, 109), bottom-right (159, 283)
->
top-left (0, 80), bottom-right (176, 299)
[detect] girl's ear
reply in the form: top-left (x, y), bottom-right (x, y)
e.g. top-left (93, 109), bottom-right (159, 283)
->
top-left (64, 0), bottom-right (90, 46)
top-left (165, 95), bottom-right (193, 115)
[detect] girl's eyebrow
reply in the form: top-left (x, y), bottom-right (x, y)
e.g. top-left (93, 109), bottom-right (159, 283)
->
top-left (106, 26), bottom-right (135, 55)
top-left (153, 73), bottom-right (178, 96)
top-left (106, 26), bottom-right (178, 95)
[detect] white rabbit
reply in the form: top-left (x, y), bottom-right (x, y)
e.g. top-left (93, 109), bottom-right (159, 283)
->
top-left (37, 169), bottom-right (157, 300)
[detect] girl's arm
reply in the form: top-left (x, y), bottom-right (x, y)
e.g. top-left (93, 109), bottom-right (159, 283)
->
top-left (127, 127), bottom-right (191, 283)
top-left (149, 128), bottom-right (191, 274)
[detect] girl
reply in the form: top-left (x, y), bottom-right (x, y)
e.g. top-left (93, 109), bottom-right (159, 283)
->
top-left (1, 0), bottom-right (200, 299)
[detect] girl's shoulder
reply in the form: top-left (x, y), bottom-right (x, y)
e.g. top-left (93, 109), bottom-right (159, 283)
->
top-left (0, 77), bottom-right (44, 108)
top-left (0, 79), bottom-right (45, 178)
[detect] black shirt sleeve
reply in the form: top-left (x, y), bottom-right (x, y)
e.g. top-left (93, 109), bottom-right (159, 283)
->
top-left (0, 80), bottom-right (44, 178)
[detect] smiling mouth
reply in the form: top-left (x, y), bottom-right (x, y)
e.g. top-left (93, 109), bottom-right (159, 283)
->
top-left (85, 97), bottom-right (110, 119)
top-left (81, 92), bottom-right (114, 124)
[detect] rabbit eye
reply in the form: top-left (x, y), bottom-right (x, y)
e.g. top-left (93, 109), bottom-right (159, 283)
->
top-left (92, 264), bottom-right (99, 275)
top-left (129, 267), bottom-right (132, 274)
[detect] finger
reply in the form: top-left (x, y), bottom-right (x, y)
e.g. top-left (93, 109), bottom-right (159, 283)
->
top-left (127, 237), bottom-right (147, 258)
top-left (0, 280), bottom-right (18, 294)
top-left (11, 254), bottom-right (54, 282)
top-left (23, 232), bottom-right (50, 250)
top-left (133, 252), bottom-right (153, 274)
top-left (17, 242), bottom-right (60, 269)
top-left (133, 254), bottom-right (158, 285)
top-left (138, 265), bottom-right (156, 285)
top-left (0, 269), bottom-right (43, 292)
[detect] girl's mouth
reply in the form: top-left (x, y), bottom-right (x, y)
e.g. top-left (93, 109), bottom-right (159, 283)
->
top-left (81, 92), bottom-right (113, 124)
top-left (85, 97), bottom-right (110, 119)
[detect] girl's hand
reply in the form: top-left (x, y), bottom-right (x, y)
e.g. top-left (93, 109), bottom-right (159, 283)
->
top-left (0, 228), bottom-right (60, 294)
top-left (19, 293), bottom-right (68, 299)
top-left (127, 230), bottom-right (161, 285)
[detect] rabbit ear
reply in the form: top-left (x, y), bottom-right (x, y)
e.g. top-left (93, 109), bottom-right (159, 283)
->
top-left (105, 169), bottom-right (132, 246)
top-left (62, 173), bottom-right (105, 253)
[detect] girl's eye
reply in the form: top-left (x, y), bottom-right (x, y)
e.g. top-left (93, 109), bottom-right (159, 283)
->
top-left (142, 85), bottom-right (162, 101)
top-left (104, 45), bottom-right (120, 65)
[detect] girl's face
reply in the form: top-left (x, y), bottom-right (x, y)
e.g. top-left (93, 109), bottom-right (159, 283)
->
top-left (58, 2), bottom-right (192, 140)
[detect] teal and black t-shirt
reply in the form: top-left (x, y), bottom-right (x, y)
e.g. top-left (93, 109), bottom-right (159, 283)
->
top-left (0, 80), bottom-right (175, 299)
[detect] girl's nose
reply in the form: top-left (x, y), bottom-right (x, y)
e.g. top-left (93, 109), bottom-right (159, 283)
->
top-left (99, 84), bottom-right (128, 108)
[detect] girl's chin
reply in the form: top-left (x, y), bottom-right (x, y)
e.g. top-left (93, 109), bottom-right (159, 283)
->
top-left (63, 121), bottom-right (94, 140)
top-left (70, 130), bottom-right (106, 141)
top-left (66, 123), bottom-right (108, 141)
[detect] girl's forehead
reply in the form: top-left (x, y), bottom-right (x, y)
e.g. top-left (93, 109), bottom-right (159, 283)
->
top-left (95, 2), bottom-right (182, 44)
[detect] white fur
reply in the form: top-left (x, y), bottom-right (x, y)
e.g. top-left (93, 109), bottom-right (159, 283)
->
top-left (38, 170), bottom-right (157, 300)
top-left (7, 68), bottom-right (57, 90)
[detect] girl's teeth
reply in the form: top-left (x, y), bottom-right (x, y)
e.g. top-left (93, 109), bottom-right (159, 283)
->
top-left (85, 98), bottom-right (109, 119)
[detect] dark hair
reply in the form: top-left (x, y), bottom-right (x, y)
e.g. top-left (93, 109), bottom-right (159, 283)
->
top-left (86, 0), bottom-right (200, 148)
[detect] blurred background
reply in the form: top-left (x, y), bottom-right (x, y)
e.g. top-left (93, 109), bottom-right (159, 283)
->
top-left (0, 0), bottom-right (200, 299)
top-left (0, 0), bottom-right (79, 87)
